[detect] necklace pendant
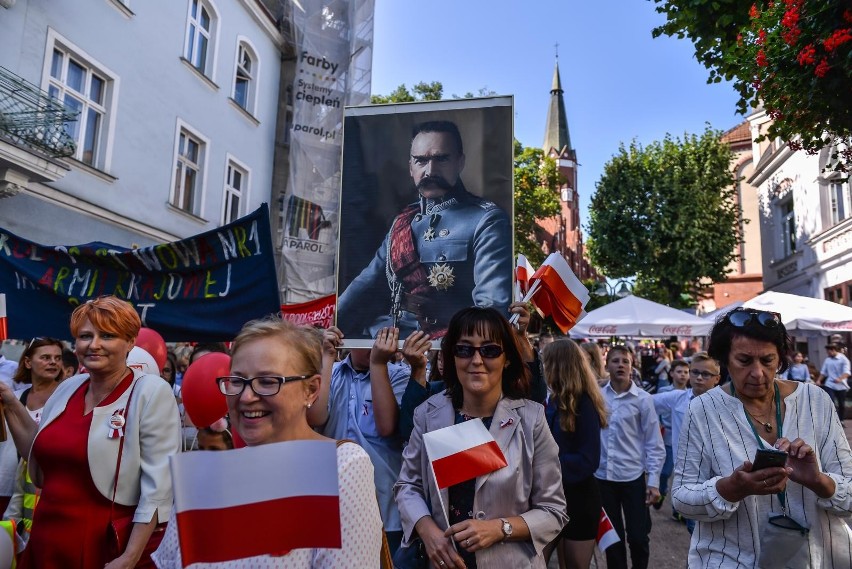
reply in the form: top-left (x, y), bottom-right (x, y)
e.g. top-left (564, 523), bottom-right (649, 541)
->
top-left (763, 422), bottom-right (773, 433)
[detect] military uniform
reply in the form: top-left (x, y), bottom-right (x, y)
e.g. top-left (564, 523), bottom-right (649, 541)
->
top-left (337, 187), bottom-right (512, 338)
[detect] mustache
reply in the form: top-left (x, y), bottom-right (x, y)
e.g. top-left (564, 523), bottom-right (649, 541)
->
top-left (416, 176), bottom-right (453, 191)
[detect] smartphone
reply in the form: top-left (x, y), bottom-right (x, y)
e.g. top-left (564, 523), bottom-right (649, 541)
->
top-left (751, 448), bottom-right (788, 471)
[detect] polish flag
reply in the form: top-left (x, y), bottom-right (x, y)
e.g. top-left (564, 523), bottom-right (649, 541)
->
top-left (170, 440), bottom-right (340, 565)
top-left (530, 253), bottom-right (590, 333)
top-left (596, 508), bottom-right (620, 551)
top-left (0, 294), bottom-right (7, 342)
top-left (515, 255), bottom-right (536, 300)
top-left (423, 419), bottom-right (507, 489)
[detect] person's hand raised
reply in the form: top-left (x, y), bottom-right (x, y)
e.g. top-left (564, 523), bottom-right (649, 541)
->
top-left (402, 331), bottom-right (431, 371)
top-left (370, 327), bottom-right (399, 366)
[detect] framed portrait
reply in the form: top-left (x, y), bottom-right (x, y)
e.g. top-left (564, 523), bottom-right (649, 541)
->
top-left (335, 96), bottom-right (514, 346)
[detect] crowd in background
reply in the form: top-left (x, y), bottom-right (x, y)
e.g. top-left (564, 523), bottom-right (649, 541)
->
top-left (0, 301), bottom-right (850, 568)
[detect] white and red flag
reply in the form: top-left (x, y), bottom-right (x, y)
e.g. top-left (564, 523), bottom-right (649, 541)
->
top-left (514, 255), bottom-right (536, 301)
top-left (596, 508), bottom-right (620, 551)
top-left (529, 253), bottom-right (590, 333)
top-left (0, 294), bottom-right (7, 341)
top-left (170, 440), bottom-right (340, 565)
top-left (423, 419), bottom-right (507, 489)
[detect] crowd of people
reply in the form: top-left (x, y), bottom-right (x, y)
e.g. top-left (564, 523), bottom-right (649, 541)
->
top-left (0, 298), bottom-right (850, 568)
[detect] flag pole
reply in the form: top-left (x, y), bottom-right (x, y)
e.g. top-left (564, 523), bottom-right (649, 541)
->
top-left (508, 280), bottom-right (541, 326)
top-left (429, 463), bottom-right (458, 553)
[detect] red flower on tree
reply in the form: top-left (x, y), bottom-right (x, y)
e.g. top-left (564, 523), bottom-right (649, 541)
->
top-left (797, 44), bottom-right (816, 65)
top-left (814, 57), bottom-right (830, 77)
top-left (756, 49), bottom-right (769, 67)
top-left (824, 28), bottom-right (852, 52)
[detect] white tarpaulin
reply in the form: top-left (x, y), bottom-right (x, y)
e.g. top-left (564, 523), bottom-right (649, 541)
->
top-left (570, 295), bottom-right (713, 338)
top-left (742, 291), bottom-right (852, 336)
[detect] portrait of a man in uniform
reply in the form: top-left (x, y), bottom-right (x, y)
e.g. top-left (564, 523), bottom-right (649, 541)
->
top-left (336, 98), bottom-right (513, 341)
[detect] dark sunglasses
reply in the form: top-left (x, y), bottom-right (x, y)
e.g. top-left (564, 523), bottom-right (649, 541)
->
top-left (452, 344), bottom-right (504, 359)
top-left (725, 308), bottom-right (781, 329)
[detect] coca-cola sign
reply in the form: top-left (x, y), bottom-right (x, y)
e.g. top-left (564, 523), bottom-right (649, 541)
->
top-left (588, 325), bottom-right (617, 334)
top-left (661, 326), bottom-right (693, 335)
top-left (822, 321), bottom-right (852, 330)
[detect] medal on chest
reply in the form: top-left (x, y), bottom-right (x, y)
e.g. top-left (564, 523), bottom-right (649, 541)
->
top-left (422, 214), bottom-right (441, 242)
top-left (108, 409), bottom-right (126, 439)
top-left (427, 263), bottom-right (455, 291)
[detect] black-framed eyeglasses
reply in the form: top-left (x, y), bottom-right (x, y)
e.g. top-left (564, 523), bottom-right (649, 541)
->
top-left (689, 369), bottom-right (718, 379)
top-left (452, 344), bottom-right (504, 359)
top-left (725, 308), bottom-right (781, 330)
top-left (216, 375), bottom-right (312, 397)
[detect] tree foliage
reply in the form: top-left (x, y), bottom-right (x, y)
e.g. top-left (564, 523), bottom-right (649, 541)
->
top-left (370, 83), bottom-right (562, 266)
top-left (652, 0), bottom-right (852, 171)
top-left (513, 141), bottom-right (562, 266)
top-left (586, 126), bottom-right (740, 307)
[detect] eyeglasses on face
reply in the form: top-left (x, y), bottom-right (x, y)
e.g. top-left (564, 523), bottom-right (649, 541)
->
top-left (452, 344), bottom-right (504, 359)
top-left (689, 369), bottom-right (718, 379)
top-left (216, 375), bottom-right (312, 397)
top-left (725, 308), bottom-right (781, 329)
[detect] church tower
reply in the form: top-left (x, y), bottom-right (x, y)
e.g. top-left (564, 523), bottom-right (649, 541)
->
top-left (538, 57), bottom-right (597, 280)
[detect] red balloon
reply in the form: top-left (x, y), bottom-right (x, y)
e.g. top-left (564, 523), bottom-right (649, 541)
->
top-left (181, 352), bottom-right (230, 428)
top-left (135, 328), bottom-right (167, 372)
top-left (231, 428), bottom-right (247, 449)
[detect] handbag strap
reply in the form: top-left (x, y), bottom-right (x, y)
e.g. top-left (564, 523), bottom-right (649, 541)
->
top-left (109, 373), bottom-right (140, 522)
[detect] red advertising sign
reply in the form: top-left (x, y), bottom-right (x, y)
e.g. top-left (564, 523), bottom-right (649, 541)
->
top-left (280, 295), bottom-right (336, 329)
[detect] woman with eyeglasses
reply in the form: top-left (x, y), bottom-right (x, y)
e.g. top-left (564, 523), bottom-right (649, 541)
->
top-left (0, 338), bottom-right (65, 514)
top-left (671, 307), bottom-right (852, 567)
top-left (152, 317), bottom-right (384, 568)
top-left (395, 307), bottom-right (567, 569)
top-left (0, 297), bottom-right (181, 568)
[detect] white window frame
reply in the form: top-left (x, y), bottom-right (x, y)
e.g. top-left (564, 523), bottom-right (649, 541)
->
top-left (183, 0), bottom-right (219, 79)
top-left (42, 28), bottom-right (120, 173)
top-left (829, 181), bottom-right (851, 226)
top-left (232, 38), bottom-right (260, 115)
top-left (779, 198), bottom-right (796, 258)
top-left (169, 119), bottom-right (210, 218)
top-left (222, 155), bottom-right (250, 225)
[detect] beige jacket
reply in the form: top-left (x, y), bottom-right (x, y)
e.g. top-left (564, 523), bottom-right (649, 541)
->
top-left (394, 394), bottom-right (568, 568)
top-left (31, 368), bottom-right (181, 524)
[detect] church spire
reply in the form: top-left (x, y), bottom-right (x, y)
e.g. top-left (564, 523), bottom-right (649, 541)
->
top-left (543, 57), bottom-right (572, 154)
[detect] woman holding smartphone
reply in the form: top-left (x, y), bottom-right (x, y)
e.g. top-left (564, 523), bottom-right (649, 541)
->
top-left (671, 308), bottom-right (852, 567)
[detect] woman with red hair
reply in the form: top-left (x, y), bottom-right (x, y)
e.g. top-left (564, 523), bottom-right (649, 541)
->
top-left (0, 296), bottom-right (181, 568)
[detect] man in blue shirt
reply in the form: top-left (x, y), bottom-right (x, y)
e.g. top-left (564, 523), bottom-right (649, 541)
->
top-left (312, 326), bottom-right (413, 554)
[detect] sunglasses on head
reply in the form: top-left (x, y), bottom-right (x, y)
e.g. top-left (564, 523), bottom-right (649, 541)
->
top-left (28, 337), bottom-right (46, 350)
top-left (725, 308), bottom-right (781, 330)
top-left (452, 344), bottom-right (504, 359)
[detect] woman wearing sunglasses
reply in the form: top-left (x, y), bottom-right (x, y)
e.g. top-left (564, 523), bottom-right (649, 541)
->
top-left (395, 307), bottom-right (567, 569)
top-left (671, 307), bottom-right (852, 567)
top-left (153, 317), bottom-right (384, 568)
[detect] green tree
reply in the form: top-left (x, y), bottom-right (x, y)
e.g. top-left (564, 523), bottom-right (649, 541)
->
top-left (370, 81), bottom-right (444, 104)
top-left (586, 126), bottom-right (740, 307)
top-left (370, 84), bottom-right (563, 265)
top-left (652, 0), bottom-right (852, 170)
top-left (513, 141), bottom-right (562, 265)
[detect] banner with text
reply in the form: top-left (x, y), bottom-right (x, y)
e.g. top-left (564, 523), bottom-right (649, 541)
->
top-left (0, 204), bottom-right (280, 341)
top-left (279, 0), bottom-right (375, 303)
top-left (280, 294), bottom-right (335, 328)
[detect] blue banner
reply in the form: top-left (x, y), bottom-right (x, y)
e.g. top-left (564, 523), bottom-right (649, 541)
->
top-left (0, 204), bottom-right (280, 341)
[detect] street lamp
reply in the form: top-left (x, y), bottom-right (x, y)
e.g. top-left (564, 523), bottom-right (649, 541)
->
top-left (594, 279), bottom-right (633, 300)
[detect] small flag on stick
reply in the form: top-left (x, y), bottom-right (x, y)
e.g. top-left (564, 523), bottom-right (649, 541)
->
top-left (514, 254), bottom-right (535, 301)
top-left (597, 508), bottom-right (620, 552)
top-left (170, 440), bottom-right (340, 565)
top-left (423, 419), bottom-right (507, 489)
top-left (0, 294), bottom-right (7, 342)
top-left (529, 253), bottom-right (590, 333)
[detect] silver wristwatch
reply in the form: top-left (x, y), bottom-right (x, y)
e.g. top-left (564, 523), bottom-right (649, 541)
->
top-left (500, 517), bottom-right (513, 542)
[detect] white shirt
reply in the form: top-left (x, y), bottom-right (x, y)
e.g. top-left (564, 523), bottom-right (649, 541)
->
top-left (672, 383), bottom-right (852, 568)
top-left (653, 388), bottom-right (693, 460)
top-left (0, 356), bottom-right (17, 389)
top-left (821, 353), bottom-right (851, 391)
top-left (595, 381), bottom-right (665, 488)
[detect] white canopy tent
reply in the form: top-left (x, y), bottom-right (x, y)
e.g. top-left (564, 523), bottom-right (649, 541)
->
top-left (570, 295), bottom-right (713, 338)
top-left (740, 291), bottom-right (852, 337)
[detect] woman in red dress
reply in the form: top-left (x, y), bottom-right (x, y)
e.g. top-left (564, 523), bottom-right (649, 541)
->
top-left (0, 296), bottom-right (181, 568)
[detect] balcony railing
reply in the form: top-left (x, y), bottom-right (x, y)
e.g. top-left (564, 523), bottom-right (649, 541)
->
top-left (0, 66), bottom-right (78, 157)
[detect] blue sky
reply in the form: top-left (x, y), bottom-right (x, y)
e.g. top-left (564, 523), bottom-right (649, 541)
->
top-left (370, 0), bottom-right (744, 230)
